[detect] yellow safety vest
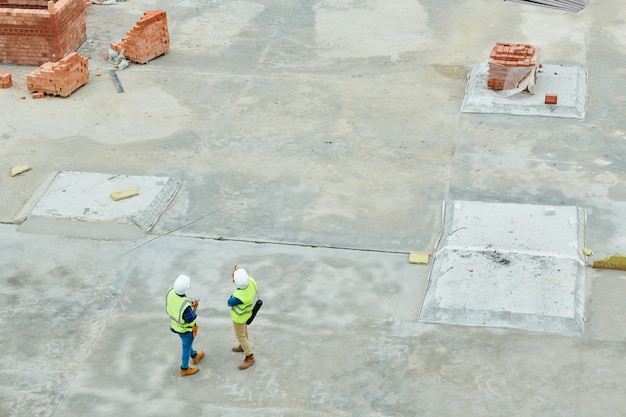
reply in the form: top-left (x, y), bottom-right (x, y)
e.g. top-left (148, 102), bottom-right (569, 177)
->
top-left (166, 287), bottom-right (195, 333)
top-left (230, 277), bottom-right (257, 324)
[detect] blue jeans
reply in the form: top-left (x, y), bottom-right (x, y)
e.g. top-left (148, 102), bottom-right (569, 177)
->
top-left (177, 331), bottom-right (197, 369)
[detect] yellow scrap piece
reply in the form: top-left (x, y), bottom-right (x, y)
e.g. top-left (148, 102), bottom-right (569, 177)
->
top-left (592, 254), bottom-right (626, 271)
top-left (111, 188), bottom-right (139, 201)
top-left (409, 251), bottom-right (430, 265)
top-left (10, 165), bottom-right (31, 177)
top-left (583, 248), bottom-right (592, 256)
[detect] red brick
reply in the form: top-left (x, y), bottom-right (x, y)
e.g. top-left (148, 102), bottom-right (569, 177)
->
top-left (0, 71), bottom-right (11, 88)
top-left (0, 0), bottom-right (87, 66)
top-left (26, 52), bottom-right (89, 97)
top-left (545, 94), bottom-right (558, 105)
top-left (112, 10), bottom-right (170, 64)
top-left (486, 42), bottom-right (539, 92)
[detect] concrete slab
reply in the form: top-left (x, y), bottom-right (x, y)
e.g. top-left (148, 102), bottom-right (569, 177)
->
top-left (1, 1), bottom-right (626, 417)
top-left (18, 171), bottom-right (181, 240)
top-left (461, 62), bottom-right (587, 119)
top-left (420, 201), bottom-right (587, 333)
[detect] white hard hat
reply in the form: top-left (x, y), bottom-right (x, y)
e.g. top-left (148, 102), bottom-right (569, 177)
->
top-left (233, 269), bottom-right (249, 289)
top-left (173, 274), bottom-right (190, 295)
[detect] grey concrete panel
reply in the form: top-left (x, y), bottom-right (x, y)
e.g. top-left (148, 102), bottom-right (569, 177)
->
top-left (420, 201), bottom-right (586, 333)
top-left (18, 171), bottom-right (181, 240)
top-left (461, 63), bottom-right (587, 119)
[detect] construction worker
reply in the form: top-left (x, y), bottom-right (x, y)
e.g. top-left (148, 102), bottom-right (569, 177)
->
top-left (166, 274), bottom-right (204, 376)
top-left (228, 267), bottom-right (257, 370)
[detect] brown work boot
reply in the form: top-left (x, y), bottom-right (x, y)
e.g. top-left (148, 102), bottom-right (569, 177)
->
top-left (231, 345), bottom-right (244, 352)
top-left (191, 350), bottom-right (204, 364)
top-left (180, 367), bottom-right (199, 376)
top-left (239, 354), bottom-right (255, 370)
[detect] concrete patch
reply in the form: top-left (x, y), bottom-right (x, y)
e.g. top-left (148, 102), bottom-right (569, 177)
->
top-left (313, 0), bottom-right (430, 58)
top-left (18, 171), bottom-right (181, 240)
top-left (419, 201), bottom-right (587, 333)
top-left (461, 62), bottom-right (587, 119)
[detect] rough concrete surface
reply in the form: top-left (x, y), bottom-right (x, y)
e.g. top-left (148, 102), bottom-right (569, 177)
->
top-left (420, 201), bottom-right (587, 333)
top-left (1, 1), bottom-right (625, 416)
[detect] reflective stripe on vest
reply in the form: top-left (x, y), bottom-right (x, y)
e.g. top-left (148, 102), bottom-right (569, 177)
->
top-left (230, 277), bottom-right (257, 324)
top-left (166, 287), bottom-right (195, 333)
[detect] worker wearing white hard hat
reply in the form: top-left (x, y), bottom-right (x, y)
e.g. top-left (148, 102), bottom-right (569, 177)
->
top-left (228, 266), bottom-right (258, 370)
top-left (166, 274), bottom-right (204, 376)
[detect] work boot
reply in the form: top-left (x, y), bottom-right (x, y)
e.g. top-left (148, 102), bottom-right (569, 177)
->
top-left (239, 354), bottom-right (255, 370)
top-left (231, 345), bottom-right (244, 352)
top-left (191, 350), bottom-right (204, 364)
top-left (180, 367), bottom-right (199, 376)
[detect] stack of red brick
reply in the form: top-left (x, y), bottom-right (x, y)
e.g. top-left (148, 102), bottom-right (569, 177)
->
top-left (0, 72), bottom-right (11, 88)
top-left (0, 0), bottom-right (87, 66)
top-left (487, 42), bottom-right (538, 91)
top-left (26, 52), bottom-right (89, 97)
top-left (110, 10), bottom-right (170, 64)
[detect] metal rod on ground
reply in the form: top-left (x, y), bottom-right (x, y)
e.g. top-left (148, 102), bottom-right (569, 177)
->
top-left (109, 70), bottom-right (124, 93)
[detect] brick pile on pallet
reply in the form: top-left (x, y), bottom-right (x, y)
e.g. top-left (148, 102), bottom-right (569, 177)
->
top-left (487, 42), bottom-right (538, 91)
top-left (0, 72), bottom-right (11, 88)
top-left (26, 52), bottom-right (89, 97)
top-left (110, 10), bottom-right (170, 64)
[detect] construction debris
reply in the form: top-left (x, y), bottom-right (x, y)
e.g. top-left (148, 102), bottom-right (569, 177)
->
top-left (545, 93), bottom-right (558, 105)
top-left (10, 165), bottom-right (31, 177)
top-left (108, 48), bottom-right (130, 71)
top-left (111, 188), bottom-right (139, 201)
top-left (409, 251), bottom-right (430, 265)
top-left (592, 254), bottom-right (626, 271)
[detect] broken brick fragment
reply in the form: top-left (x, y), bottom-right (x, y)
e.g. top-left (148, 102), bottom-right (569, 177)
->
top-left (545, 93), bottom-right (558, 105)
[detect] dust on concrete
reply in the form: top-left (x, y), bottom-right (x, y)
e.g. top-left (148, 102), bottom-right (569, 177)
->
top-left (1, 0), bottom-right (626, 416)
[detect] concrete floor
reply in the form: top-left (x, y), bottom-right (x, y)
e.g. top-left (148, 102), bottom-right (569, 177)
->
top-left (1, 1), bottom-right (625, 416)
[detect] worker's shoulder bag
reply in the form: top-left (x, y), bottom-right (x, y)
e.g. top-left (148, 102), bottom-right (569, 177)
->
top-left (246, 298), bottom-right (263, 325)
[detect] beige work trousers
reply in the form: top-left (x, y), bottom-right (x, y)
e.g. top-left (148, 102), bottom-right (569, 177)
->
top-left (233, 321), bottom-right (253, 356)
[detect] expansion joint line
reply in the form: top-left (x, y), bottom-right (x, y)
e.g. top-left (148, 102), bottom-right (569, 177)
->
top-left (176, 233), bottom-right (410, 256)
